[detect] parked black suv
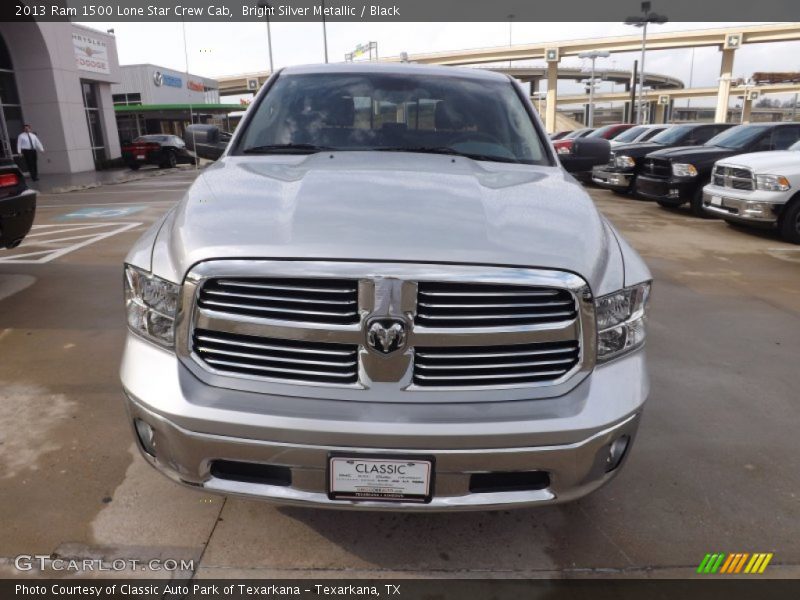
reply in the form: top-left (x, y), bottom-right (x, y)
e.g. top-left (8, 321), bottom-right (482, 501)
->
top-left (592, 123), bottom-right (734, 194)
top-left (635, 123), bottom-right (800, 216)
top-left (0, 158), bottom-right (36, 249)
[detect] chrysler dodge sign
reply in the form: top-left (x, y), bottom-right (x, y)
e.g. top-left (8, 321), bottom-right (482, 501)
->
top-left (72, 33), bottom-right (110, 74)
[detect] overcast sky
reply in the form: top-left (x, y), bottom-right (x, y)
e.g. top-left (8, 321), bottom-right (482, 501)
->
top-left (79, 20), bottom-right (800, 106)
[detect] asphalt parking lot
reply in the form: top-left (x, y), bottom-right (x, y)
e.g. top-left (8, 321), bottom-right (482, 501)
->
top-left (1, 169), bottom-right (798, 579)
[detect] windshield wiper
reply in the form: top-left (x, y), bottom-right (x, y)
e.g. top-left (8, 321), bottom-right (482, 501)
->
top-left (373, 146), bottom-right (521, 164)
top-left (242, 144), bottom-right (335, 154)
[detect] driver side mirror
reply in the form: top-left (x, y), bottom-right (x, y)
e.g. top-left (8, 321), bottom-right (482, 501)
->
top-left (184, 124), bottom-right (227, 161)
top-left (560, 138), bottom-right (611, 174)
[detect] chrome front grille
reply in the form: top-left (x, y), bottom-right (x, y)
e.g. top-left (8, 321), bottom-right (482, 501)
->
top-left (415, 282), bottom-right (576, 328)
top-left (712, 165), bottom-right (755, 190)
top-left (192, 328), bottom-right (358, 385)
top-left (197, 277), bottom-right (359, 325)
top-left (642, 158), bottom-right (671, 178)
top-left (180, 261), bottom-right (594, 400)
top-left (413, 340), bottom-right (580, 387)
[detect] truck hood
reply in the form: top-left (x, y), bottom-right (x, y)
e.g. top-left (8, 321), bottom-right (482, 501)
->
top-left (151, 152), bottom-right (623, 294)
top-left (717, 150), bottom-right (800, 172)
top-left (646, 145), bottom-right (735, 162)
top-left (610, 142), bottom-right (667, 157)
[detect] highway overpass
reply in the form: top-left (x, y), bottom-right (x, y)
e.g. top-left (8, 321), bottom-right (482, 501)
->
top-left (216, 23), bottom-right (800, 132)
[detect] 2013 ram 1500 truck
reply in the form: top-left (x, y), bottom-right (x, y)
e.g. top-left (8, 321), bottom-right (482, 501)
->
top-left (120, 64), bottom-right (651, 510)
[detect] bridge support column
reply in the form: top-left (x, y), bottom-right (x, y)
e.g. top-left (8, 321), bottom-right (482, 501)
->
top-left (741, 96), bottom-right (753, 123)
top-left (714, 48), bottom-right (736, 123)
top-left (654, 102), bottom-right (666, 124)
top-left (545, 61), bottom-right (558, 133)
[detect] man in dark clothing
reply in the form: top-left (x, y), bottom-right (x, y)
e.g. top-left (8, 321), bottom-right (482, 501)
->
top-left (17, 124), bottom-right (44, 181)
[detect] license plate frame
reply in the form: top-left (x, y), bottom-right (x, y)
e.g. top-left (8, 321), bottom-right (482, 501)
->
top-left (327, 453), bottom-right (435, 504)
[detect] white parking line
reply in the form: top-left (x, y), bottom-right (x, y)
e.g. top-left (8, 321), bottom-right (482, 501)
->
top-left (38, 201), bottom-right (175, 208)
top-left (0, 222), bottom-right (142, 264)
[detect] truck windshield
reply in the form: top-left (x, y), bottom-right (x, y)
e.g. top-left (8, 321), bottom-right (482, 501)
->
top-left (612, 126), bottom-right (647, 143)
top-left (705, 125), bottom-right (769, 149)
top-left (649, 124), bottom-right (694, 145)
top-left (237, 71), bottom-right (549, 165)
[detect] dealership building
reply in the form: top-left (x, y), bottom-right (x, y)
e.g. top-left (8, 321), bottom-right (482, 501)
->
top-left (0, 22), bottom-right (122, 174)
top-left (112, 64), bottom-right (238, 144)
top-left (0, 23), bottom-right (236, 176)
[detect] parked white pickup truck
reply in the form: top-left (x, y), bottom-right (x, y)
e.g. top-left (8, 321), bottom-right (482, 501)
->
top-left (703, 140), bottom-right (800, 243)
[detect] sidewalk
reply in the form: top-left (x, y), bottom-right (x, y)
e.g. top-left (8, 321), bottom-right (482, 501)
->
top-left (28, 163), bottom-right (202, 194)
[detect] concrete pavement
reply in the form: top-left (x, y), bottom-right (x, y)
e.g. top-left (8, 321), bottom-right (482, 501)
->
top-left (1, 172), bottom-right (798, 579)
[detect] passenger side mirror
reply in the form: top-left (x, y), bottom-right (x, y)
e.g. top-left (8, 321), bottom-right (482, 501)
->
top-left (560, 138), bottom-right (611, 174)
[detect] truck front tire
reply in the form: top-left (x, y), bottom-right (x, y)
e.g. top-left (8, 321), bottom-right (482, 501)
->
top-left (689, 186), bottom-right (710, 218)
top-left (779, 200), bottom-right (800, 244)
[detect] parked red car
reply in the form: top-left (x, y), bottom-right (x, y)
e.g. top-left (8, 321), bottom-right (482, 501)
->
top-left (554, 123), bottom-right (635, 156)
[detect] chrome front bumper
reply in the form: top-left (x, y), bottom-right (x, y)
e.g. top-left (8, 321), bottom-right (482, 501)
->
top-left (702, 187), bottom-right (781, 224)
top-left (120, 335), bottom-right (648, 511)
top-left (591, 168), bottom-right (633, 190)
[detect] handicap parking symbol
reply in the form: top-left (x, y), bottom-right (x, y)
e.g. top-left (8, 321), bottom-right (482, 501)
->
top-left (57, 205), bottom-right (146, 220)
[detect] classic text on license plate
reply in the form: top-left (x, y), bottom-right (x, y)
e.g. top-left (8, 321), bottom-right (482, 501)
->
top-left (328, 455), bottom-right (433, 503)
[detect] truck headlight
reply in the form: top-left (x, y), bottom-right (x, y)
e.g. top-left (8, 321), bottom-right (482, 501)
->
top-left (614, 155), bottom-right (636, 169)
top-left (124, 264), bottom-right (180, 347)
top-left (755, 174), bottom-right (791, 192)
top-left (595, 282), bottom-right (651, 362)
top-left (671, 163), bottom-right (698, 178)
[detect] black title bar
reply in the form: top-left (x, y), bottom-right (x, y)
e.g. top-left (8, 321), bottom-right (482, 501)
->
top-left (4, 0), bottom-right (800, 22)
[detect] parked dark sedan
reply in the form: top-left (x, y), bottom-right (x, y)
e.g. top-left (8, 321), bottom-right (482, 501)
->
top-left (592, 123), bottom-right (734, 194)
top-left (635, 123), bottom-right (800, 216)
top-left (0, 158), bottom-right (36, 249)
top-left (122, 135), bottom-right (196, 170)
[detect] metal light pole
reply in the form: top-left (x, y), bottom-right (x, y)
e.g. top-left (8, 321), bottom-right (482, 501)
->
top-left (257, 1), bottom-right (274, 73)
top-left (321, 0), bottom-right (329, 63)
top-left (578, 50), bottom-right (610, 128)
top-left (507, 14), bottom-right (514, 68)
top-left (625, 2), bottom-right (668, 124)
top-left (740, 78), bottom-right (755, 124)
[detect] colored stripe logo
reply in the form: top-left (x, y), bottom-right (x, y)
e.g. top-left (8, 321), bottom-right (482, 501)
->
top-left (697, 552), bottom-right (773, 574)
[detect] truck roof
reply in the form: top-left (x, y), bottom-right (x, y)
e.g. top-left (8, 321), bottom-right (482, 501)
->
top-left (280, 62), bottom-right (511, 83)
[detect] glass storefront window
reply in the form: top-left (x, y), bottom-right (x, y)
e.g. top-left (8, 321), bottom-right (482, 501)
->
top-left (0, 33), bottom-right (22, 160)
top-left (81, 80), bottom-right (106, 166)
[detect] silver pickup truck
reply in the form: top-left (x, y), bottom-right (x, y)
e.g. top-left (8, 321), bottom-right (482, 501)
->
top-left (120, 63), bottom-right (651, 510)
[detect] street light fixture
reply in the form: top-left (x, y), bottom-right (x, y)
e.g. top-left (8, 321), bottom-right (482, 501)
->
top-left (257, 1), bottom-right (274, 73)
top-left (578, 50), bottom-right (610, 127)
top-left (625, 1), bottom-right (668, 124)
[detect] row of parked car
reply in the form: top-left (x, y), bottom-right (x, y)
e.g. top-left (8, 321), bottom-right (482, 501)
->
top-left (560, 121), bottom-right (800, 244)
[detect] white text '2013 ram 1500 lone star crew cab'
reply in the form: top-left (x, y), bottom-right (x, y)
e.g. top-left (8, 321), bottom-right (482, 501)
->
top-left (120, 63), bottom-right (651, 510)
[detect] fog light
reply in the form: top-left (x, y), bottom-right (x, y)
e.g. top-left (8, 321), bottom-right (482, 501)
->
top-left (605, 435), bottom-right (630, 472)
top-left (134, 418), bottom-right (156, 456)
top-left (742, 202), bottom-right (772, 219)
top-left (669, 188), bottom-right (680, 199)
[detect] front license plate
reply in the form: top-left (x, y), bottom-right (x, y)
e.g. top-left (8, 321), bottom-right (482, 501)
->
top-left (328, 454), bottom-right (434, 503)
top-left (136, 155), bottom-right (145, 160)
top-left (710, 195), bottom-right (723, 206)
